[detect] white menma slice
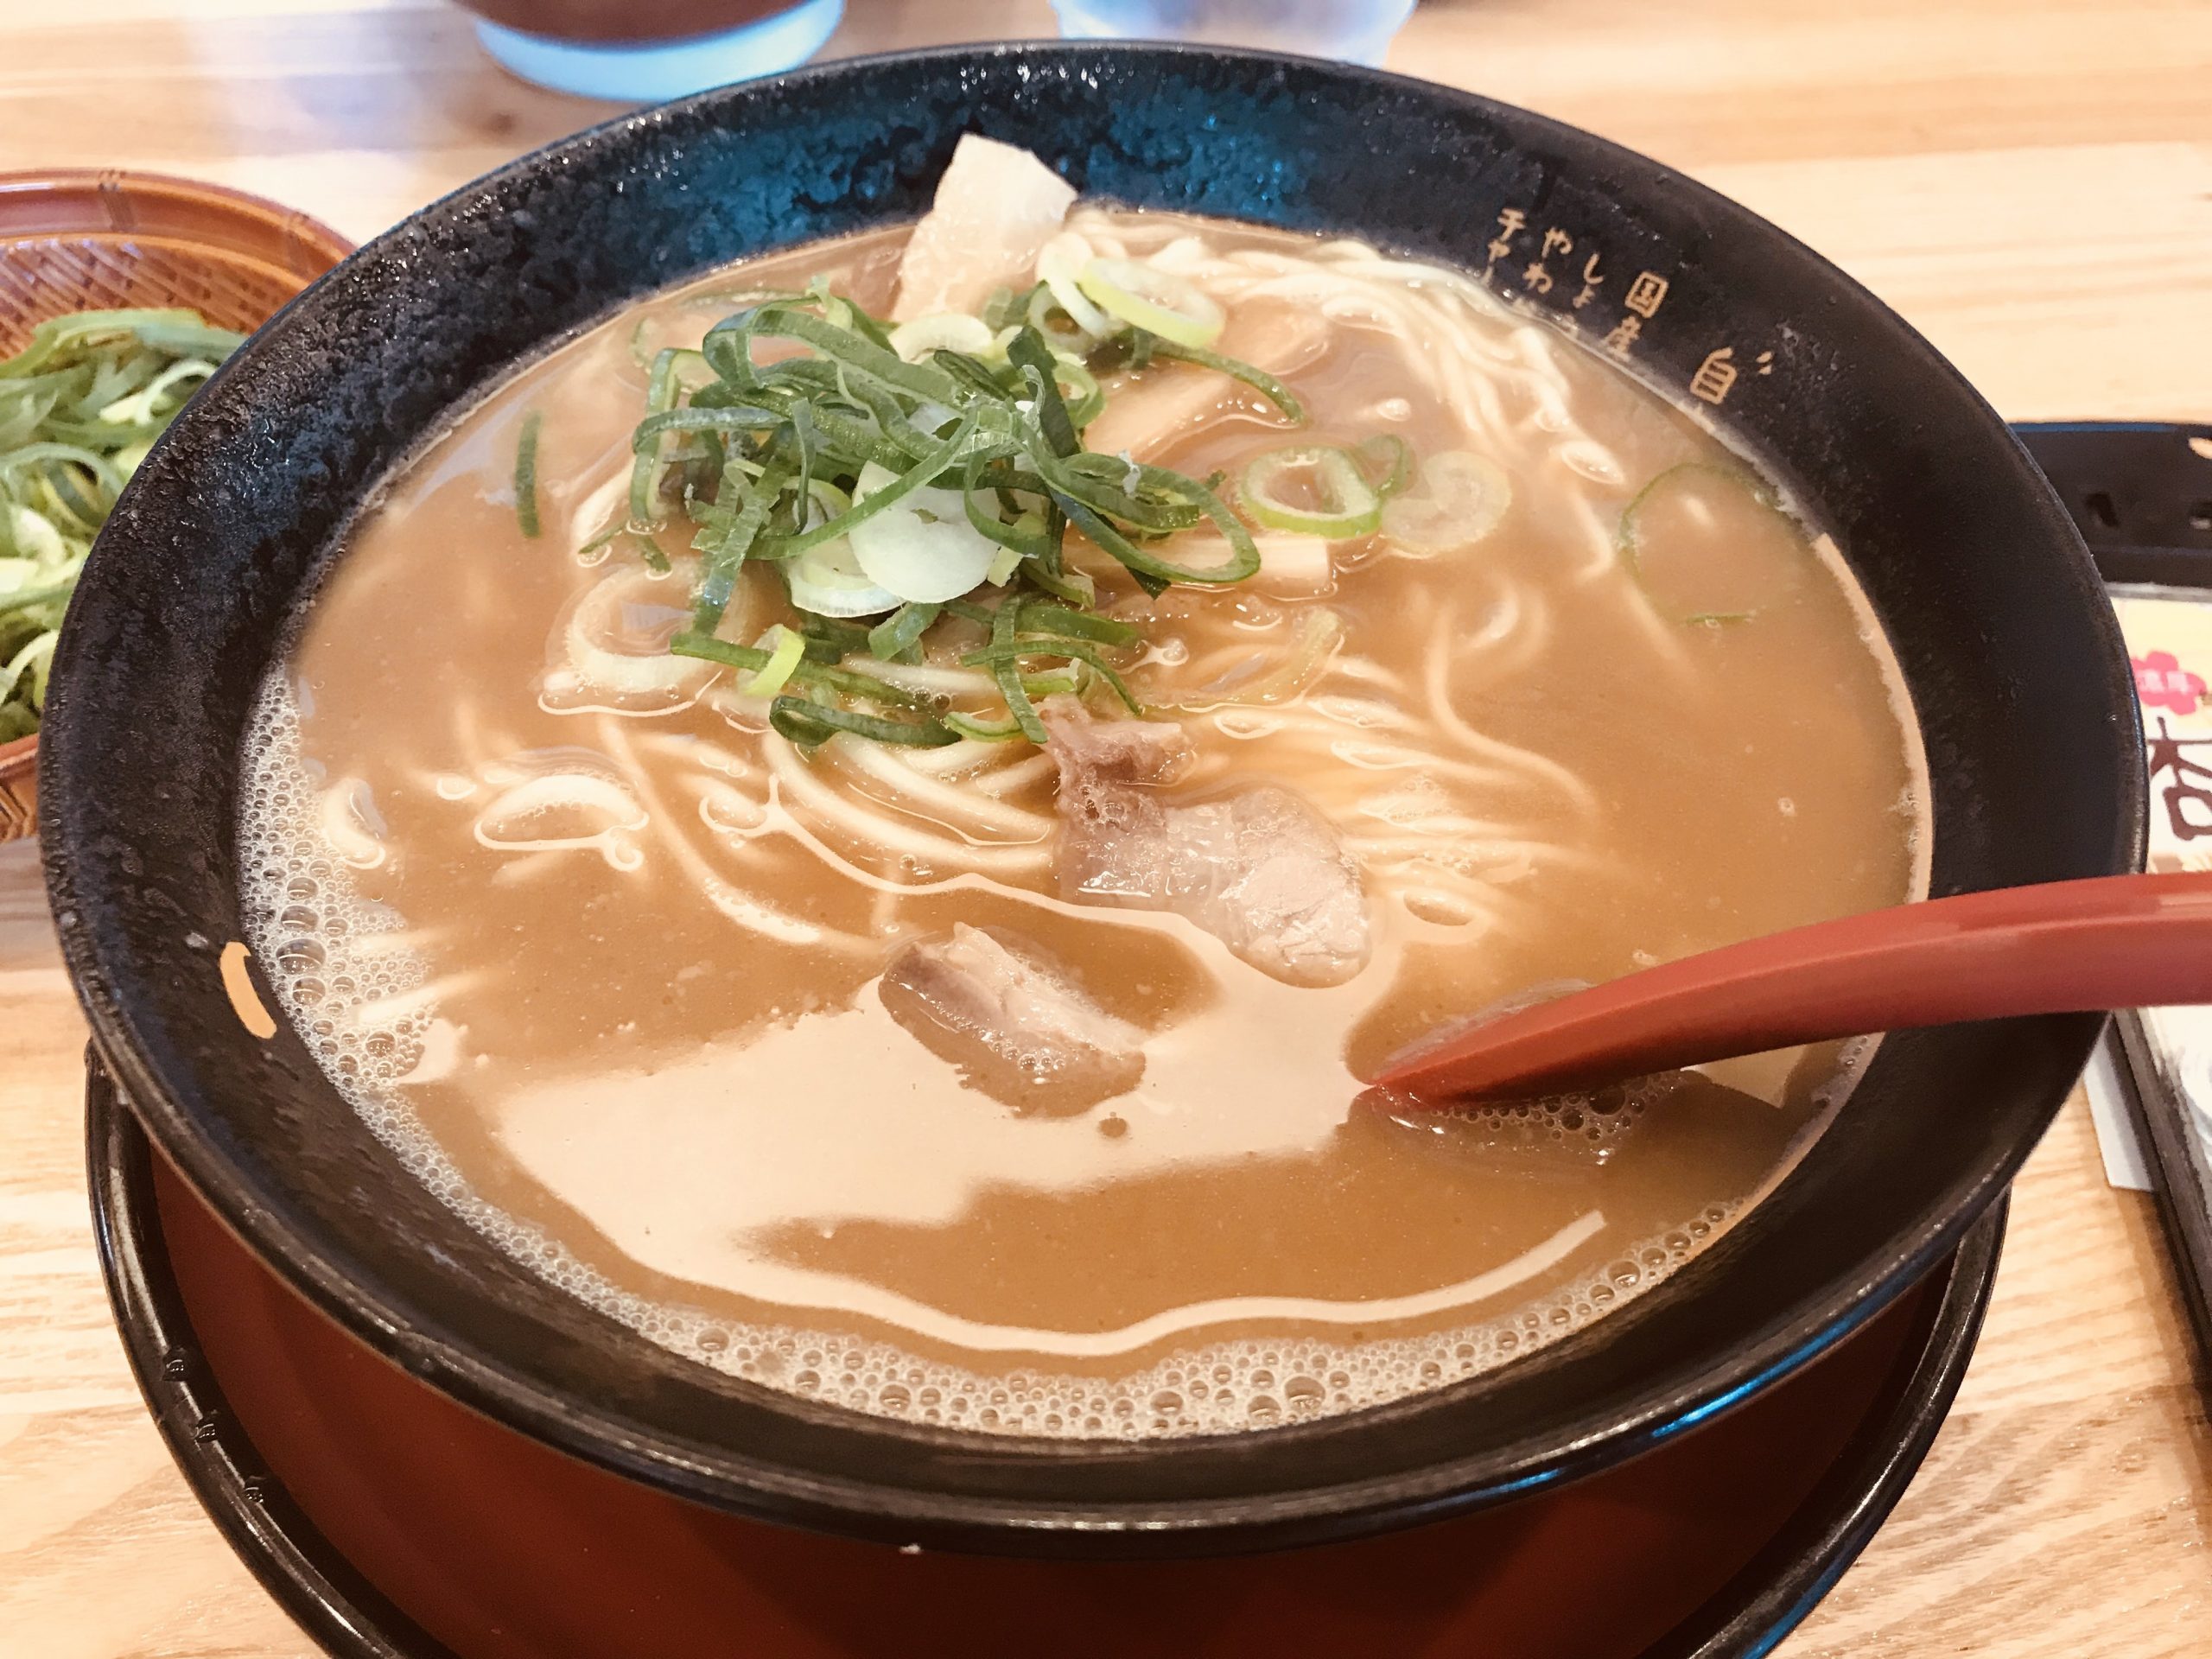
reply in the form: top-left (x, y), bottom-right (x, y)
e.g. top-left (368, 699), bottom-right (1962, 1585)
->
top-left (892, 134), bottom-right (1077, 322)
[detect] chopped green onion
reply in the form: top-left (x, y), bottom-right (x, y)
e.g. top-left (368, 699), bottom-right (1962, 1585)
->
top-left (0, 442), bottom-right (124, 496)
top-left (630, 405), bottom-right (787, 447)
top-left (983, 594), bottom-right (1048, 743)
top-left (694, 460), bottom-right (788, 633)
top-left (888, 313), bottom-right (995, 364)
top-left (1025, 283), bottom-right (1096, 356)
top-left (931, 348), bottom-right (1018, 405)
top-left (787, 535), bottom-right (899, 619)
top-left (1356, 433), bottom-right (1413, 499)
top-left (597, 267), bottom-right (1390, 750)
top-left (1035, 243), bottom-right (1119, 344)
top-left (1135, 334), bottom-right (1305, 424)
top-left (1018, 601), bottom-right (1139, 647)
top-left (514, 410), bottom-right (543, 538)
top-left (0, 308), bottom-right (244, 379)
top-left (1007, 326), bottom-right (1082, 458)
top-left (742, 624), bottom-right (806, 696)
top-left (1077, 257), bottom-right (1225, 349)
top-left (1052, 357), bottom-right (1106, 428)
top-left (769, 694), bottom-right (957, 750)
top-left (961, 635), bottom-right (1143, 715)
top-left (799, 613), bottom-right (874, 660)
top-left (1056, 480), bottom-right (1259, 588)
top-left (629, 348), bottom-right (686, 529)
top-left (1239, 446), bottom-right (1383, 538)
top-left (1382, 449), bottom-right (1511, 556)
top-left (775, 406), bottom-right (981, 562)
top-left (670, 630), bottom-right (933, 708)
top-left (1618, 462), bottom-right (1798, 624)
top-left (944, 710), bottom-right (1028, 741)
top-left (96, 356), bottom-right (216, 426)
top-left (868, 601), bottom-right (941, 661)
top-left (0, 307), bottom-right (245, 739)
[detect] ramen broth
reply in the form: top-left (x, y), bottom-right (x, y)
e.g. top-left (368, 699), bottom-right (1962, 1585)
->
top-left (241, 205), bottom-right (1925, 1439)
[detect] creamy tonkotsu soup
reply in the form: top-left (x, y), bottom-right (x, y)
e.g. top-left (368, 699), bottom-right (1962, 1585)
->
top-left (241, 139), bottom-right (1925, 1439)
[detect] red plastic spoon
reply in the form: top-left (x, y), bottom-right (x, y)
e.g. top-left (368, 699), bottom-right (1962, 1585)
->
top-left (1374, 870), bottom-right (2212, 1103)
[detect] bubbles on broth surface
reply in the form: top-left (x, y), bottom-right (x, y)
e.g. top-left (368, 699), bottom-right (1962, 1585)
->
top-left (240, 676), bottom-right (1746, 1440)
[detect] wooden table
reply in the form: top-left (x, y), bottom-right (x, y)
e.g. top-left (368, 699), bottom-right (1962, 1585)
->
top-left (3, 2), bottom-right (2210, 1653)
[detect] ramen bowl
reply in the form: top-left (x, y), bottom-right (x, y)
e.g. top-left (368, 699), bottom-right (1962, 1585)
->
top-left (41, 44), bottom-right (2138, 1556)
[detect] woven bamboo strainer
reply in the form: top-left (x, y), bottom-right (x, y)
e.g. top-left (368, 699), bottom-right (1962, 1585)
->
top-left (0, 169), bottom-right (352, 840)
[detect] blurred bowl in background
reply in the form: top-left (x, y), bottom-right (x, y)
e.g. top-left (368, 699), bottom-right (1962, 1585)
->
top-left (1049, 0), bottom-right (1415, 64)
top-left (0, 169), bottom-right (351, 842)
top-left (457, 0), bottom-right (846, 101)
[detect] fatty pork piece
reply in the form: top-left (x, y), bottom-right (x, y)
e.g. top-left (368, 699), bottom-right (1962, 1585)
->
top-left (1039, 698), bottom-right (1372, 988)
top-left (880, 925), bottom-right (1145, 1116)
top-left (892, 134), bottom-right (1076, 322)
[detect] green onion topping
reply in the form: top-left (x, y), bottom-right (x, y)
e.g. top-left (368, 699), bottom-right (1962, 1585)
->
top-left (580, 255), bottom-right (1404, 752)
top-left (1238, 446), bottom-right (1385, 539)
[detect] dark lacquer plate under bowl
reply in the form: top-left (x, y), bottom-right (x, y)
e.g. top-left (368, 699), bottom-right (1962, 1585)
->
top-left (90, 1066), bottom-right (2001, 1659)
top-left (44, 42), bottom-right (2133, 1554)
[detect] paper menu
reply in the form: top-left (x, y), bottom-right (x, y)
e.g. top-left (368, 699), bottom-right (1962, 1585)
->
top-left (2117, 592), bottom-right (2212, 867)
top-left (2106, 588), bottom-right (2212, 1190)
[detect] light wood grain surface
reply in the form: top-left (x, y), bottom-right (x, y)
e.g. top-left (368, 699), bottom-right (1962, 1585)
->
top-left (3, 3), bottom-right (2210, 1655)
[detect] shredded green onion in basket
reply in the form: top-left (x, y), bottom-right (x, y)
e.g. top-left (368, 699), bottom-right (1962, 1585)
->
top-left (0, 308), bottom-right (245, 741)
top-left (582, 260), bottom-right (1411, 752)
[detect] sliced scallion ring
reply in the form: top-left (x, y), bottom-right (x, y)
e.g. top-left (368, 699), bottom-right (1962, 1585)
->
top-left (1356, 433), bottom-right (1413, 499)
top-left (788, 535), bottom-right (900, 618)
top-left (1238, 446), bottom-right (1383, 539)
top-left (1380, 449), bottom-right (1511, 556)
top-left (785, 474), bottom-right (894, 618)
top-left (887, 313), bottom-right (995, 365)
top-left (1052, 356), bottom-right (1106, 428)
top-left (1024, 285), bottom-right (1093, 356)
top-left (563, 565), bottom-right (714, 700)
top-left (943, 709), bottom-right (1028, 741)
top-left (770, 694), bottom-right (958, 750)
top-left (1076, 258), bottom-right (1226, 350)
top-left (849, 459), bottom-right (1003, 603)
top-left (741, 624), bottom-right (807, 696)
top-left (1618, 462), bottom-right (1803, 623)
top-left (1037, 238), bottom-right (1120, 342)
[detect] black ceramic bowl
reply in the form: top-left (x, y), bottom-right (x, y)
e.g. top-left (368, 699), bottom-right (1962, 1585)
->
top-left (42, 44), bottom-right (2139, 1558)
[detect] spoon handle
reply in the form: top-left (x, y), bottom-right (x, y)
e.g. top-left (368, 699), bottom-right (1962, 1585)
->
top-left (1375, 870), bottom-right (2212, 1103)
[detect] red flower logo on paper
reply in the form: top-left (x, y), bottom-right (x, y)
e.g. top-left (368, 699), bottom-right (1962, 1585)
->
top-left (2133, 652), bottom-right (2207, 715)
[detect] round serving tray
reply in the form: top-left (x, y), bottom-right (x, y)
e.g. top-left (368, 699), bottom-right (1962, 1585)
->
top-left (88, 1061), bottom-right (2005, 1659)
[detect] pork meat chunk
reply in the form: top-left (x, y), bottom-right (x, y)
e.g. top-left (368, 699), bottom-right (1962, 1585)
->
top-left (880, 924), bottom-right (1144, 1113)
top-left (892, 136), bottom-right (1076, 322)
top-left (1041, 699), bottom-right (1371, 988)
